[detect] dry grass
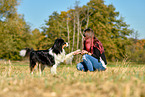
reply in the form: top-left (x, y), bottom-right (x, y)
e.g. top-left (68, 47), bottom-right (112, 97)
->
top-left (0, 60), bottom-right (145, 97)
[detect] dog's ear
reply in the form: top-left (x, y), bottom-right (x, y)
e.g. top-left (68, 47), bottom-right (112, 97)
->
top-left (52, 39), bottom-right (59, 49)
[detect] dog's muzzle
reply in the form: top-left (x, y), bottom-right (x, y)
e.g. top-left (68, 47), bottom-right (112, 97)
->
top-left (63, 42), bottom-right (69, 48)
top-left (65, 42), bottom-right (69, 47)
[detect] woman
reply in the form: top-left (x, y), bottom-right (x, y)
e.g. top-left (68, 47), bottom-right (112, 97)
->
top-left (74, 28), bottom-right (107, 71)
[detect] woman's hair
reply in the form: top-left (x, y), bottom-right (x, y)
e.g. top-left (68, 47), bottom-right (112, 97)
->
top-left (83, 28), bottom-right (94, 38)
top-left (83, 28), bottom-right (100, 43)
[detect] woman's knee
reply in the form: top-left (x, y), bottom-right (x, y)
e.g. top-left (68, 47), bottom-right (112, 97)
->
top-left (82, 54), bottom-right (90, 61)
top-left (76, 62), bottom-right (84, 71)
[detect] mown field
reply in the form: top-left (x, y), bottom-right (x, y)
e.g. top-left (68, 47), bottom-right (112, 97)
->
top-left (0, 60), bottom-right (145, 97)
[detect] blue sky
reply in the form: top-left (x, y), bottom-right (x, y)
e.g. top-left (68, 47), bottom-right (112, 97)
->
top-left (17, 0), bottom-right (145, 39)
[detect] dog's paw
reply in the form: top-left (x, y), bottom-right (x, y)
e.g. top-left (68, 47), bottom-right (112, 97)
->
top-left (73, 49), bottom-right (81, 55)
top-left (76, 49), bottom-right (81, 52)
top-left (51, 68), bottom-right (57, 75)
top-left (51, 71), bottom-right (57, 75)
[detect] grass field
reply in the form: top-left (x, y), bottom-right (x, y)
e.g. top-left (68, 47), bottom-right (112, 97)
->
top-left (0, 60), bottom-right (145, 97)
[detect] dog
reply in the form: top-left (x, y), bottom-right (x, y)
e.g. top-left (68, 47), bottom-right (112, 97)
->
top-left (20, 38), bottom-right (80, 74)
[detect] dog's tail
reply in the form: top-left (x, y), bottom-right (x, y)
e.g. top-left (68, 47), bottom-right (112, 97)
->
top-left (19, 49), bottom-right (27, 57)
top-left (19, 48), bottom-right (33, 57)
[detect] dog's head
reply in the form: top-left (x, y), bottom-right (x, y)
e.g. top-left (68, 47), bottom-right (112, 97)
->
top-left (52, 38), bottom-right (68, 54)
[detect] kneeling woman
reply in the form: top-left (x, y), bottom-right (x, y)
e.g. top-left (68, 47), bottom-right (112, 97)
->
top-left (75, 28), bottom-right (107, 71)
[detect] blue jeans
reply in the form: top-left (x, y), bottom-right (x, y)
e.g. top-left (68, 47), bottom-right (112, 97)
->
top-left (77, 54), bottom-right (106, 71)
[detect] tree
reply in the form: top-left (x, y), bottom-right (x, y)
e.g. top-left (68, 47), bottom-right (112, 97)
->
top-left (0, 0), bottom-right (31, 60)
top-left (0, 0), bottom-right (19, 20)
top-left (29, 28), bottom-right (47, 50)
top-left (85, 0), bottom-right (133, 61)
top-left (126, 39), bottom-right (145, 63)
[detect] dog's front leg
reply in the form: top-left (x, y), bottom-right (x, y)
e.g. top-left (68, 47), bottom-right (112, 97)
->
top-left (64, 49), bottom-right (81, 64)
top-left (51, 64), bottom-right (57, 74)
top-left (39, 64), bottom-right (41, 75)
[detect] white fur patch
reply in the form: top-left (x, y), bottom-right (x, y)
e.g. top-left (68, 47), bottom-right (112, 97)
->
top-left (49, 48), bottom-right (66, 65)
top-left (66, 42), bottom-right (69, 47)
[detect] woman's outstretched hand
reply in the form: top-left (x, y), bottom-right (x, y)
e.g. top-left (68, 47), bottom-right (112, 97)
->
top-left (81, 50), bottom-right (89, 55)
top-left (73, 49), bottom-right (81, 55)
top-left (73, 50), bottom-right (91, 55)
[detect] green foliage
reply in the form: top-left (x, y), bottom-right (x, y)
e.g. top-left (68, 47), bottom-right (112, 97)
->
top-left (0, 0), bottom-right (20, 20)
top-left (30, 29), bottom-right (47, 50)
top-left (0, 0), bottom-right (31, 60)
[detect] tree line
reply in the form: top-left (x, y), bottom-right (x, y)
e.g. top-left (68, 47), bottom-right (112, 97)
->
top-left (0, 0), bottom-right (144, 63)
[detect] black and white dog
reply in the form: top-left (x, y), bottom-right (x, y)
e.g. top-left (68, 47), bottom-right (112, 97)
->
top-left (20, 38), bottom-right (80, 74)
